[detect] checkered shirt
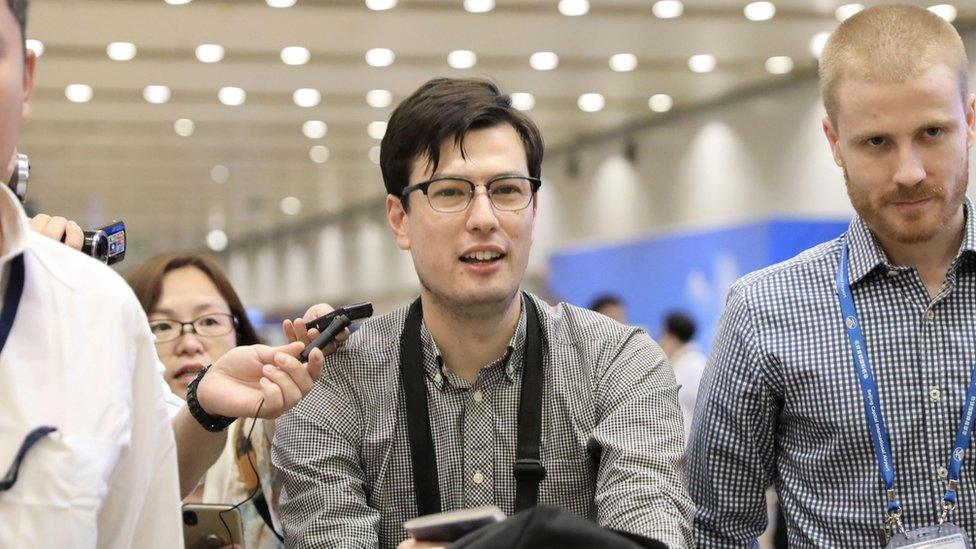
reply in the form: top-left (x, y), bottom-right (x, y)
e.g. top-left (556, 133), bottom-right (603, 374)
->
top-left (688, 199), bottom-right (976, 547)
top-left (272, 292), bottom-right (693, 548)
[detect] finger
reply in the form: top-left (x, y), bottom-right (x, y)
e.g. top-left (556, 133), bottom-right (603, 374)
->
top-left (293, 318), bottom-right (310, 345)
top-left (335, 329), bottom-right (350, 343)
top-left (273, 351), bottom-right (314, 395)
top-left (28, 213), bottom-right (50, 232)
top-left (262, 363), bottom-right (303, 408)
top-left (258, 377), bottom-right (284, 417)
top-left (282, 319), bottom-right (298, 343)
top-left (303, 303), bottom-right (336, 324)
top-left (306, 347), bottom-right (325, 382)
top-left (40, 216), bottom-right (68, 241)
top-left (64, 221), bottom-right (84, 250)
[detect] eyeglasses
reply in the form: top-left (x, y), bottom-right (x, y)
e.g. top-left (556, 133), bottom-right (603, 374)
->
top-left (400, 175), bottom-right (542, 213)
top-left (149, 313), bottom-right (237, 344)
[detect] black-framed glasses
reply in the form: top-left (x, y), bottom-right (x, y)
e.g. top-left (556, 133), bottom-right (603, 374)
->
top-left (149, 313), bottom-right (238, 344)
top-left (400, 175), bottom-right (542, 213)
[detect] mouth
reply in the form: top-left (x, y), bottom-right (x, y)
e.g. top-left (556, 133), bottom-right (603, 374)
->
top-left (459, 250), bottom-right (507, 266)
top-left (174, 364), bottom-right (206, 385)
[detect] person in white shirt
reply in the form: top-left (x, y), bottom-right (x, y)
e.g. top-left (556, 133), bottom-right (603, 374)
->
top-left (0, 2), bottom-right (328, 546)
top-left (658, 311), bottom-right (706, 447)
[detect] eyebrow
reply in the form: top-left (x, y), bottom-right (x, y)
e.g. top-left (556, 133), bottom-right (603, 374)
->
top-left (849, 119), bottom-right (958, 143)
top-left (150, 301), bottom-right (231, 317)
top-left (429, 171), bottom-right (529, 180)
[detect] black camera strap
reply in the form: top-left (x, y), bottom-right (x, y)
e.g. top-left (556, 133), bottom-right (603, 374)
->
top-left (400, 293), bottom-right (547, 517)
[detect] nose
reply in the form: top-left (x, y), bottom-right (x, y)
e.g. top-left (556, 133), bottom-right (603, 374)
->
top-left (465, 186), bottom-right (500, 233)
top-left (174, 324), bottom-right (205, 355)
top-left (892, 144), bottom-right (926, 187)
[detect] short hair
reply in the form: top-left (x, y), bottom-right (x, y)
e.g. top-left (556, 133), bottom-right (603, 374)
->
top-left (588, 294), bottom-right (623, 312)
top-left (663, 311), bottom-right (696, 344)
top-left (379, 78), bottom-right (544, 209)
top-left (7, 0), bottom-right (26, 41)
top-left (124, 252), bottom-right (261, 346)
top-left (819, 4), bottom-right (968, 126)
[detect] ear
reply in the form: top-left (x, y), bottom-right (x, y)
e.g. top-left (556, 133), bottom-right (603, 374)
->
top-left (822, 115), bottom-right (844, 168)
top-left (965, 93), bottom-right (975, 150)
top-left (386, 194), bottom-right (411, 250)
top-left (21, 49), bottom-right (35, 122)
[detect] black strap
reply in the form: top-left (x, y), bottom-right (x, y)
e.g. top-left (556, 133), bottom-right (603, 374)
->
top-left (251, 491), bottom-right (284, 542)
top-left (0, 253), bottom-right (25, 354)
top-left (400, 293), bottom-right (546, 516)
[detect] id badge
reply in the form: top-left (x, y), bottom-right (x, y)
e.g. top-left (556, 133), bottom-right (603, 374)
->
top-left (886, 524), bottom-right (972, 549)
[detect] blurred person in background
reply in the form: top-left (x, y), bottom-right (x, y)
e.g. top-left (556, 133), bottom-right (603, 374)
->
top-left (588, 294), bottom-right (629, 324)
top-left (657, 311), bottom-right (704, 448)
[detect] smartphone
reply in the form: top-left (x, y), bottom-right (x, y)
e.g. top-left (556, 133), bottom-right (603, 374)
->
top-left (182, 503), bottom-right (245, 549)
top-left (404, 505), bottom-right (506, 542)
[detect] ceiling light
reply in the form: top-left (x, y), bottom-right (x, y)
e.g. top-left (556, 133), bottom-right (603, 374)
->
top-left (648, 93), bottom-right (673, 113)
top-left (652, 0), bottom-right (683, 18)
top-left (765, 56), bottom-right (794, 75)
top-left (165, 0), bottom-right (192, 4)
top-left (367, 121), bottom-right (387, 140)
top-left (267, 0), bottom-right (297, 7)
top-left (928, 4), bottom-right (957, 22)
top-left (365, 0), bottom-right (397, 9)
top-left (174, 118), bottom-right (195, 137)
top-left (609, 53), bottom-right (638, 72)
top-left (447, 50), bottom-right (477, 69)
top-left (206, 229), bottom-right (228, 252)
top-left (293, 88), bottom-right (321, 108)
top-left (688, 54), bottom-right (716, 73)
top-left (281, 46), bottom-right (310, 66)
top-left (65, 84), bottom-right (93, 103)
top-left (218, 86), bottom-right (246, 106)
top-left (365, 48), bottom-right (395, 67)
top-left (810, 31), bottom-right (831, 58)
top-left (558, 0), bottom-right (589, 16)
top-left (464, 0), bottom-right (494, 13)
top-left (577, 93), bottom-right (605, 113)
top-left (302, 120), bottom-right (327, 139)
top-left (310, 145), bottom-right (330, 163)
top-left (366, 89), bottom-right (393, 108)
top-left (743, 1), bottom-right (775, 21)
top-left (510, 92), bottom-right (535, 111)
top-left (835, 3), bottom-right (863, 21)
top-left (368, 146), bottom-right (382, 165)
top-left (280, 196), bottom-right (302, 216)
top-left (530, 51), bottom-right (559, 71)
top-left (211, 165), bottom-right (229, 183)
top-left (106, 42), bottom-right (137, 61)
top-left (195, 44), bottom-right (225, 63)
top-left (25, 39), bottom-right (43, 57)
top-left (143, 85), bottom-right (171, 104)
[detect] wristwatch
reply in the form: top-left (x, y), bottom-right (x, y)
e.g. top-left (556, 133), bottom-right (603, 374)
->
top-left (186, 365), bottom-right (235, 432)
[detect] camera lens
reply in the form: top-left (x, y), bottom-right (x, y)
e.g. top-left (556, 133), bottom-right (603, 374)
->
top-left (182, 510), bottom-right (198, 526)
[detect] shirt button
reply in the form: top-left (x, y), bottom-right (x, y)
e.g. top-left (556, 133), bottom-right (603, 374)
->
top-left (472, 390), bottom-right (484, 403)
top-left (930, 388), bottom-right (942, 402)
top-left (472, 471), bottom-right (485, 485)
top-left (925, 310), bottom-right (935, 321)
top-left (506, 362), bottom-right (515, 376)
top-left (433, 373), bottom-right (443, 385)
top-left (938, 466), bottom-right (949, 479)
top-left (887, 269), bottom-right (899, 277)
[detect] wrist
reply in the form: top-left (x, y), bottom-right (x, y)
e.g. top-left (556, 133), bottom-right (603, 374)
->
top-left (185, 365), bottom-right (235, 432)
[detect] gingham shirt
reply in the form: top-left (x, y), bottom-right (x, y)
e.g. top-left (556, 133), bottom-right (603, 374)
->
top-left (689, 199), bottom-right (976, 547)
top-left (273, 292), bottom-right (693, 548)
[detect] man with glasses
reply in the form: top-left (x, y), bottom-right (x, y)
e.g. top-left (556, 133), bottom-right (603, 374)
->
top-left (272, 78), bottom-right (693, 548)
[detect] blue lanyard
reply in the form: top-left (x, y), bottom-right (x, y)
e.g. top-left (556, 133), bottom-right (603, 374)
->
top-left (837, 241), bottom-right (976, 522)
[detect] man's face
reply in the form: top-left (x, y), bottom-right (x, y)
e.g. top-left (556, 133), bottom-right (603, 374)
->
top-left (0, 4), bottom-right (34, 178)
top-left (823, 65), bottom-right (975, 245)
top-left (386, 123), bottom-right (537, 313)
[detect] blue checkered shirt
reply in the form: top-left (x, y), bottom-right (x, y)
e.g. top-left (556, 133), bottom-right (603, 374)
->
top-left (689, 199), bottom-right (976, 547)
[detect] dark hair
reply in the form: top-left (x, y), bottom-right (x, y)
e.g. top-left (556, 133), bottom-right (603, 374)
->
top-left (589, 294), bottom-right (624, 313)
top-left (124, 252), bottom-right (261, 346)
top-left (7, 0), bottom-right (26, 41)
top-left (664, 311), bottom-right (696, 343)
top-left (380, 77), bottom-right (544, 208)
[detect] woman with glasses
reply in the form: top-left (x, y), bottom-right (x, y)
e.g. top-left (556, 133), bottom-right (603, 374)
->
top-left (125, 252), bottom-right (283, 549)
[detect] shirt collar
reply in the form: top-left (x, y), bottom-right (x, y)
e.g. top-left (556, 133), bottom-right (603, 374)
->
top-left (0, 184), bottom-right (29, 265)
top-left (846, 197), bottom-right (976, 284)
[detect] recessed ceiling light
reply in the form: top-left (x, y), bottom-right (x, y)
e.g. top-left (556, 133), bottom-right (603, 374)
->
top-left (810, 31), bottom-right (831, 59)
top-left (558, 0), bottom-right (589, 16)
top-left (25, 39), bottom-right (43, 57)
top-left (211, 164), bottom-right (230, 183)
top-left (530, 51), bottom-right (559, 71)
top-left (293, 88), bottom-right (321, 108)
top-left (218, 86), bottom-right (246, 106)
top-left (365, 48), bottom-right (395, 67)
top-left (281, 46), bottom-right (310, 66)
top-left (368, 146), bottom-right (382, 165)
top-left (174, 118), bottom-right (195, 137)
top-left (267, 0), bottom-right (297, 7)
top-left (196, 44), bottom-right (224, 63)
top-left (303, 120), bottom-right (328, 139)
top-left (765, 56), bottom-right (794, 75)
top-left (510, 92), bottom-right (535, 111)
top-left (652, 0), bottom-right (683, 18)
top-left (743, 1), bottom-right (775, 21)
top-left (464, 0), bottom-right (494, 13)
top-left (577, 93), bottom-right (605, 113)
top-left (928, 4), bottom-right (957, 22)
top-left (367, 121), bottom-right (387, 140)
top-left (365, 0), bottom-right (397, 9)
top-left (366, 89), bottom-right (393, 108)
top-left (648, 93), bottom-right (673, 113)
top-left (834, 3), bottom-right (863, 21)
top-left (609, 53), bottom-right (638, 72)
top-left (143, 85), bottom-right (171, 104)
top-left (107, 42), bottom-right (137, 61)
top-left (280, 196), bottom-right (302, 215)
top-left (165, 0), bottom-right (192, 4)
top-left (65, 84), bottom-right (93, 103)
top-left (206, 229), bottom-right (228, 252)
top-left (447, 50), bottom-right (477, 69)
top-left (688, 54), bottom-right (716, 73)
top-left (310, 145), bottom-right (330, 163)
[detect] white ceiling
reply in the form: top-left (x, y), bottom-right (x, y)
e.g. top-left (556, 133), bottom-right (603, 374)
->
top-left (17, 0), bottom-right (975, 263)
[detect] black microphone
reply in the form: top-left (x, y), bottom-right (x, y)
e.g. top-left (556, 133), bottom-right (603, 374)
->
top-left (299, 303), bottom-right (373, 362)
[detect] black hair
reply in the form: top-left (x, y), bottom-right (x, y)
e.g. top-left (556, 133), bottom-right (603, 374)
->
top-left (589, 294), bottom-right (624, 313)
top-left (664, 311), bottom-right (696, 343)
top-left (7, 0), bottom-right (26, 41)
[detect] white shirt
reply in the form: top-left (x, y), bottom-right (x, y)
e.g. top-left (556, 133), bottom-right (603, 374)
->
top-left (0, 185), bottom-right (184, 548)
top-left (670, 342), bottom-right (706, 447)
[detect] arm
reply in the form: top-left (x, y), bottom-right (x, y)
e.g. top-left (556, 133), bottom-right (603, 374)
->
top-left (686, 286), bottom-right (778, 547)
top-left (591, 329), bottom-right (694, 548)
